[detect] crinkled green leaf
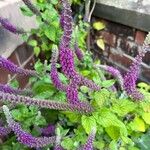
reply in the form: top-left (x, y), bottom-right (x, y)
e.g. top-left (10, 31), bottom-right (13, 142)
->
top-left (81, 115), bottom-right (96, 134)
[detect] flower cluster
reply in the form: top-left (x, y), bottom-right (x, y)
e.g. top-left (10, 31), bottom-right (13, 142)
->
top-left (96, 43), bottom-right (150, 100)
top-left (0, 17), bottom-right (25, 34)
top-left (50, 48), bottom-right (67, 91)
top-left (22, 0), bottom-right (42, 17)
top-left (82, 128), bottom-right (96, 150)
top-left (74, 41), bottom-right (84, 61)
top-left (0, 125), bottom-right (11, 137)
top-left (59, 0), bottom-right (100, 91)
top-left (96, 65), bottom-right (124, 90)
top-left (123, 48), bottom-right (146, 100)
top-left (0, 56), bottom-right (37, 76)
top-left (0, 83), bottom-right (32, 96)
top-left (40, 124), bottom-right (55, 137)
top-left (0, 91), bottom-right (93, 113)
top-left (3, 105), bottom-right (56, 148)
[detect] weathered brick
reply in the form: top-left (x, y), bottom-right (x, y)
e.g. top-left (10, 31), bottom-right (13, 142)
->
top-left (117, 38), bottom-right (138, 57)
top-left (100, 31), bottom-right (117, 47)
top-left (135, 30), bottom-right (147, 45)
top-left (106, 20), bottom-right (135, 38)
top-left (0, 68), bottom-right (9, 84)
top-left (16, 43), bottom-right (33, 64)
top-left (108, 52), bottom-right (132, 69)
top-left (16, 56), bottom-right (35, 88)
top-left (8, 51), bottom-right (19, 66)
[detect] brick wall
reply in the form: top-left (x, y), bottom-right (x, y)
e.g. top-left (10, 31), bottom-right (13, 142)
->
top-left (92, 18), bottom-right (150, 83)
top-left (0, 44), bottom-right (34, 88)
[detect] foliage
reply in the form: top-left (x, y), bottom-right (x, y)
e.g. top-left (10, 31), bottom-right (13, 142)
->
top-left (0, 0), bottom-right (150, 150)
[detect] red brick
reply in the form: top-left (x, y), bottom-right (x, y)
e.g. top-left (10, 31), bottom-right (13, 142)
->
top-left (16, 56), bottom-right (35, 88)
top-left (16, 43), bottom-right (33, 65)
top-left (0, 68), bottom-right (10, 84)
top-left (135, 30), bottom-right (147, 45)
top-left (8, 51), bottom-right (19, 66)
top-left (100, 31), bottom-right (117, 47)
top-left (108, 52), bottom-right (132, 69)
top-left (118, 38), bottom-right (138, 57)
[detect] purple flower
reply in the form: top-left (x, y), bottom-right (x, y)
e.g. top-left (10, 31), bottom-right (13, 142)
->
top-left (59, 47), bottom-right (76, 78)
top-left (0, 126), bottom-right (11, 137)
top-left (74, 42), bottom-right (83, 61)
top-left (59, 1), bottom-right (100, 92)
top-left (79, 75), bottom-right (100, 91)
top-left (40, 124), bottom-right (55, 136)
top-left (0, 17), bottom-right (25, 34)
top-left (0, 56), bottom-right (37, 76)
top-left (0, 92), bottom-right (93, 113)
top-left (54, 145), bottom-right (64, 150)
top-left (60, 0), bottom-right (73, 48)
top-left (0, 84), bottom-right (32, 96)
top-left (123, 45), bottom-right (148, 100)
top-left (66, 82), bottom-right (80, 104)
top-left (3, 105), bottom-right (56, 148)
top-left (96, 65), bottom-right (124, 90)
top-left (50, 48), bottom-right (67, 91)
top-left (22, 0), bottom-right (41, 17)
top-left (82, 128), bottom-right (96, 150)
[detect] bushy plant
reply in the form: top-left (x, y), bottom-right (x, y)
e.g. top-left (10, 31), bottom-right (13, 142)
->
top-left (0, 0), bottom-right (150, 150)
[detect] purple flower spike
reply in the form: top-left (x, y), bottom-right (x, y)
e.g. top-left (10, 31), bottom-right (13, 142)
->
top-left (82, 128), bottom-right (96, 150)
top-left (0, 83), bottom-right (32, 96)
top-left (0, 92), bottom-right (93, 113)
top-left (60, 0), bottom-right (73, 48)
top-left (79, 75), bottom-right (100, 91)
top-left (22, 0), bottom-right (41, 17)
top-left (54, 145), bottom-right (64, 150)
top-left (123, 45), bottom-right (149, 100)
top-left (96, 65), bottom-right (124, 90)
top-left (74, 42), bottom-right (83, 61)
top-left (0, 56), bottom-right (37, 76)
top-left (0, 126), bottom-right (11, 137)
top-left (50, 47), bottom-right (67, 91)
top-left (0, 17), bottom-right (25, 34)
top-left (3, 105), bottom-right (56, 148)
top-left (59, 47), bottom-right (76, 78)
top-left (41, 124), bottom-right (55, 137)
top-left (66, 82), bottom-right (80, 104)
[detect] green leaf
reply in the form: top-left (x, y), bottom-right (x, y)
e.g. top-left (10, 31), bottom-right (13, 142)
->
top-left (34, 47), bottom-right (40, 56)
top-left (20, 6), bottom-right (33, 16)
top-left (136, 133), bottom-right (150, 150)
top-left (109, 140), bottom-right (118, 150)
top-left (105, 126), bottom-right (120, 140)
top-left (142, 112), bottom-right (150, 125)
top-left (96, 39), bottom-right (105, 50)
top-left (95, 109), bottom-right (128, 140)
top-left (51, 0), bottom-right (58, 5)
top-left (44, 26), bottom-right (56, 42)
top-left (34, 61), bottom-right (43, 73)
top-left (81, 115), bottom-right (96, 134)
top-left (32, 81), bottom-right (55, 95)
top-left (11, 109), bottom-right (22, 121)
top-left (93, 21), bottom-right (105, 30)
top-left (101, 79), bottom-right (115, 88)
top-left (93, 89), bottom-right (110, 108)
top-left (28, 40), bottom-right (38, 47)
top-left (94, 140), bottom-right (105, 150)
top-left (111, 99), bottom-right (136, 117)
top-left (61, 138), bottom-right (74, 150)
top-left (64, 112), bottom-right (81, 123)
top-left (129, 117), bottom-right (146, 132)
